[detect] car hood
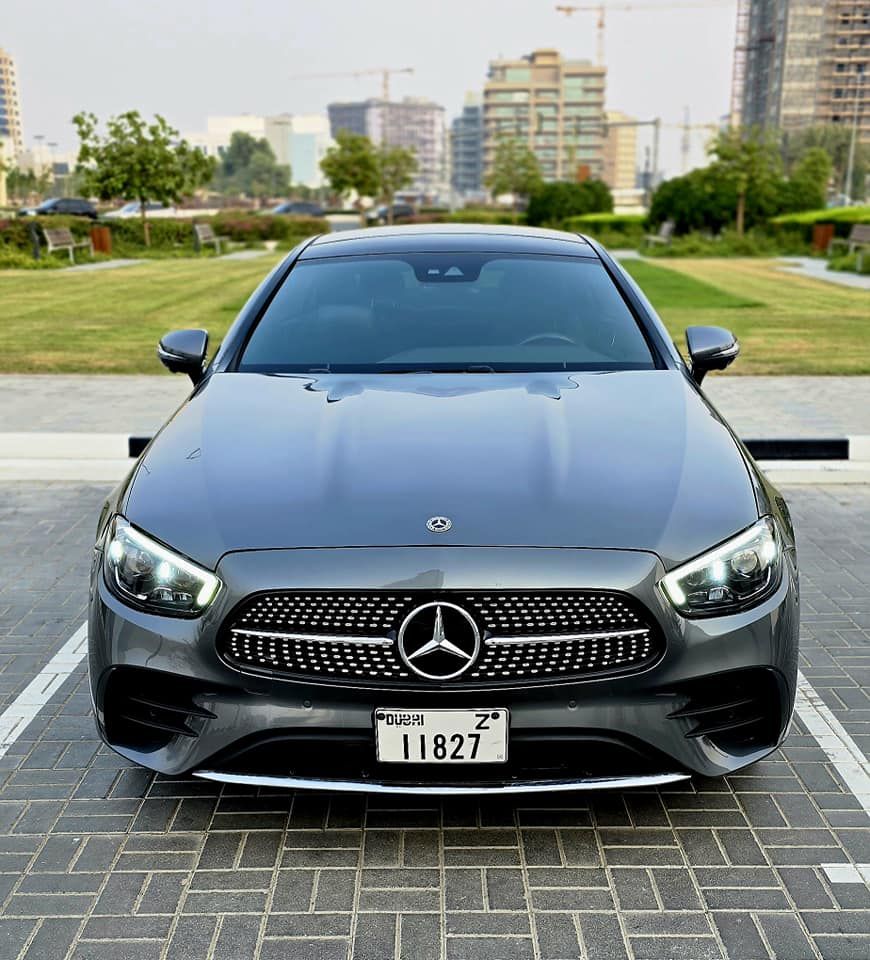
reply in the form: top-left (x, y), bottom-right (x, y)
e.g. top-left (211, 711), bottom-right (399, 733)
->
top-left (124, 370), bottom-right (757, 569)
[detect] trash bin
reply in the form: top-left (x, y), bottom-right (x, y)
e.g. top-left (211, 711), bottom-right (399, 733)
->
top-left (90, 225), bottom-right (112, 255)
top-left (812, 222), bottom-right (835, 253)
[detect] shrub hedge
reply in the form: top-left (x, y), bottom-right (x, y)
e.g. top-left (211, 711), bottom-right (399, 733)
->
top-left (0, 211), bottom-right (329, 265)
top-left (563, 213), bottom-right (647, 233)
top-left (768, 205), bottom-right (870, 243)
top-left (644, 228), bottom-right (790, 258)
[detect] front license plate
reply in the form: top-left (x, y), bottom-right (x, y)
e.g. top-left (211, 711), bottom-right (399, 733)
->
top-left (375, 708), bottom-right (508, 764)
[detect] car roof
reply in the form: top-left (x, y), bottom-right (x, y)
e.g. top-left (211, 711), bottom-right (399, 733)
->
top-left (300, 223), bottom-right (597, 259)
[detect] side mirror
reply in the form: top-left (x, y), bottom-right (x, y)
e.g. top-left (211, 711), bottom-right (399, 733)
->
top-left (157, 329), bottom-right (209, 384)
top-left (685, 326), bottom-right (739, 385)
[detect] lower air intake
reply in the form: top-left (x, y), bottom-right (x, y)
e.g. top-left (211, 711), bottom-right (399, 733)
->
top-left (102, 667), bottom-right (216, 753)
top-left (667, 668), bottom-right (784, 754)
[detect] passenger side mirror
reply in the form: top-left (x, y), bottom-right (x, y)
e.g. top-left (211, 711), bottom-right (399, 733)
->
top-left (157, 329), bottom-right (209, 384)
top-left (685, 326), bottom-right (739, 385)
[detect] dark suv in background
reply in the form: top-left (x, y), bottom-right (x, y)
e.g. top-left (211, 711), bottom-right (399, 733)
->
top-left (17, 197), bottom-right (98, 219)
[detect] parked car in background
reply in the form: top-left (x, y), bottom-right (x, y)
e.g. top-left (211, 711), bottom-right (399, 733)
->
top-left (270, 201), bottom-right (325, 217)
top-left (103, 201), bottom-right (177, 220)
top-left (17, 197), bottom-right (98, 219)
top-left (366, 202), bottom-right (416, 225)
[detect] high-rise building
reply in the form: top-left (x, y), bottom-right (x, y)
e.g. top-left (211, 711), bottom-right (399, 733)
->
top-left (602, 111), bottom-right (638, 192)
top-left (732, 0), bottom-right (868, 143)
top-left (450, 96), bottom-right (484, 197)
top-left (482, 49), bottom-right (606, 183)
top-left (264, 114), bottom-right (294, 167)
top-left (601, 111), bottom-right (645, 211)
top-left (327, 97), bottom-right (447, 200)
top-left (285, 115), bottom-right (333, 189)
top-left (0, 48), bottom-right (24, 157)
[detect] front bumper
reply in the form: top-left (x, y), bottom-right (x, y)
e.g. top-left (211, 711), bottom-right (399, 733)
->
top-left (88, 545), bottom-right (800, 792)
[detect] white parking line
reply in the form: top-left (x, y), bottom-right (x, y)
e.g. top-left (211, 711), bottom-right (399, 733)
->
top-left (0, 625), bottom-right (868, 885)
top-left (795, 671), bottom-right (870, 814)
top-left (795, 670), bottom-right (870, 884)
top-left (0, 622), bottom-right (88, 759)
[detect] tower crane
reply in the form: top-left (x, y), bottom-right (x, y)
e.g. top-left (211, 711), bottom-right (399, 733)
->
top-left (555, 2), bottom-right (733, 67)
top-left (291, 66), bottom-right (414, 102)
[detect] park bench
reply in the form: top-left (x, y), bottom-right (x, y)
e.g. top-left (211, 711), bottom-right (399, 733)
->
top-left (828, 223), bottom-right (870, 270)
top-left (643, 220), bottom-right (675, 248)
top-left (42, 227), bottom-right (94, 264)
top-left (193, 222), bottom-right (223, 254)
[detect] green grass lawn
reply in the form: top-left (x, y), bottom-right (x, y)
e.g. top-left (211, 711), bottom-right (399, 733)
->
top-left (622, 258), bottom-right (870, 375)
top-left (0, 254), bottom-right (867, 374)
top-left (0, 256), bottom-right (285, 374)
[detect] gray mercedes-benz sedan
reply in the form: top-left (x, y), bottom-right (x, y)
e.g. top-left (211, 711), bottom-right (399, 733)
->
top-left (88, 225), bottom-right (800, 794)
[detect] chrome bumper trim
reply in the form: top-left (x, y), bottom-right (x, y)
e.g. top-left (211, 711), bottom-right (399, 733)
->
top-left (193, 770), bottom-right (690, 795)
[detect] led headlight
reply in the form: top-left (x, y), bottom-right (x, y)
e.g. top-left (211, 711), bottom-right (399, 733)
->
top-left (661, 517), bottom-right (781, 617)
top-left (104, 517), bottom-right (220, 616)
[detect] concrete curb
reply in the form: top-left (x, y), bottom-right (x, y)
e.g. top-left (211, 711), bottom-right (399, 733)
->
top-left (129, 434), bottom-right (870, 464)
top-left (1, 433), bottom-right (869, 484)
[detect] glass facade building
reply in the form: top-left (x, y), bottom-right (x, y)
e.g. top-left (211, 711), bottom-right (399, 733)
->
top-left (450, 99), bottom-right (483, 196)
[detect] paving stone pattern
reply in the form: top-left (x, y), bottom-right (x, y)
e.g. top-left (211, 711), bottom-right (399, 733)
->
top-left (0, 482), bottom-right (868, 959)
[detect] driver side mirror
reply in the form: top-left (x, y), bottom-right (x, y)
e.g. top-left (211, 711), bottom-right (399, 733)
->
top-left (685, 326), bottom-right (739, 385)
top-left (157, 329), bottom-right (209, 384)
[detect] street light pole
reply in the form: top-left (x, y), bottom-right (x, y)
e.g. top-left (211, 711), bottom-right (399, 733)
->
top-left (844, 72), bottom-right (863, 205)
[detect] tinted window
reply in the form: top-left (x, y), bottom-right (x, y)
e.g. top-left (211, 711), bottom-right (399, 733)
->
top-left (239, 253), bottom-right (655, 373)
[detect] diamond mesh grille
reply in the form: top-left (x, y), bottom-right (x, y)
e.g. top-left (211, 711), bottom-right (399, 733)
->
top-left (219, 591), bottom-right (663, 686)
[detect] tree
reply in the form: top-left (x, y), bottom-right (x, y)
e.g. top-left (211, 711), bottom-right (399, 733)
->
top-left (649, 166), bottom-right (736, 235)
top-left (781, 125), bottom-right (867, 203)
top-left (377, 144), bottom-right (417, 223)
top-left (526, 180), bottom-right (613, 227)
top-left (214, 132), bottom-right (291, 201)
top-left (320, 130), bottom-right (380, 223)
top-left (0, 143), bottom-right (7, 207)
top-left (484, 138), bottom-right (543, 214)
top-left (4, 166), bottom-right (53, 204)
top-left (709, 128), bottom-right (782, 236)
top-left (780, 147), bottom-right (832, 212)
top-left (73, 111), bottom-right (215, 244)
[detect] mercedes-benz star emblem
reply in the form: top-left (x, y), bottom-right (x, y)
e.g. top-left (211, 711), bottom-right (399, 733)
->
top-left (397, 602), bottom-right (481, 681)
top-left (426, 516), bottom-right (452, 533)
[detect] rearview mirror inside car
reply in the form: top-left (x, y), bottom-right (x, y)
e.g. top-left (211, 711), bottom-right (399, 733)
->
top-left (157, 329), bottom-right (209, 384)
top-left (685, 326), bottom-right (739, 385)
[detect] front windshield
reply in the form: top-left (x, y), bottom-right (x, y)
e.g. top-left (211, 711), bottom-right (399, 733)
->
top-left (238, 253), bottom-right (656, 373)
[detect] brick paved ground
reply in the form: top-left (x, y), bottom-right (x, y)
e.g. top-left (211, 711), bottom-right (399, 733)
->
top-left (2, 375), bottom-right (869, 439)
top-left (0, 482), bottom-right (868, 960)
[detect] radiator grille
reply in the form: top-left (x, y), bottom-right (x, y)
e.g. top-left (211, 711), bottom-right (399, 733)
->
top-left (220, 591), bottom-right (663, 686)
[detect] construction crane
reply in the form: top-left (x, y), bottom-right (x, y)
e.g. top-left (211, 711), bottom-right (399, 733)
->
top-left (555, 2), bottom-right (733, 67)
top-left (292, 66), bottom-right (414, 102)
top-left (657, 109), bottom-right (720, 172)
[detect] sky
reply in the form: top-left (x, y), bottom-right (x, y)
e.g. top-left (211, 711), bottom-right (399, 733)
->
top-left (4, 0), bottom-right (739, 179)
